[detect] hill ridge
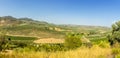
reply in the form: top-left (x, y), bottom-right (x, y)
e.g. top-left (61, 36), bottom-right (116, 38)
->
top-left (0, 16), bottom-right (110, 38)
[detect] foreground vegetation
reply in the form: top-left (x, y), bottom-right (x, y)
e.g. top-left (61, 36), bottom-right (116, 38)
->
top-left (0, 45), bottom-right (111, 58)
top-left (0, 33), bottom-right (114, 58)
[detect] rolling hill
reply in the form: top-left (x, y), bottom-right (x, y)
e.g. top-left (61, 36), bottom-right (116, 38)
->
top-left (0, 16), bottom-right (110, 39)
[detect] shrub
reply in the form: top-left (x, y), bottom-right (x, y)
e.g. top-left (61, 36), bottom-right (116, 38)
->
top-left (0, 31), bottom-right (9, 51)
top-left (98, 41), bottom-right (110, 48)
top-left (112, 48), bottom-right (120, 55)
top-left (65, 33), bottom-right (82, 49)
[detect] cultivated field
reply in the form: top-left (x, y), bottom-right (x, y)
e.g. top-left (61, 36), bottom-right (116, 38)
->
top-left (34, 38), bottom-right (64, 43)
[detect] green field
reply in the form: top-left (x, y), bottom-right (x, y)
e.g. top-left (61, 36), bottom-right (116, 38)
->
top-left (6, 36), bottom-right (37, 41)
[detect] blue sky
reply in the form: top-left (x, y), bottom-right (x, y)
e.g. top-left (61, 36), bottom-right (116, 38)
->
top-left (0, 0), bottom-right (120, 27)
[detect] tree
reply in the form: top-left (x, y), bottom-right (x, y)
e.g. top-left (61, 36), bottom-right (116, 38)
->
top-left (108, 21), bottom-right (120, 46)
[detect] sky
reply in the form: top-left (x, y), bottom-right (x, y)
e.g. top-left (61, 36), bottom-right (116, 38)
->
top-left (0, 0), bottom-right (120, 27)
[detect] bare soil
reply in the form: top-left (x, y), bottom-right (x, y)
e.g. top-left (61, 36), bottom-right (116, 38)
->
top-left (34, 38), bottom-right (64, 43)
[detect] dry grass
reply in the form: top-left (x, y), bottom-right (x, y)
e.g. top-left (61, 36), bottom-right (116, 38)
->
top-left (65, 45), bottom-right (111, 58)
top-left (34, 38), bottom-right (64, 43)
top-left (0, 45), bottom-right (112, 58)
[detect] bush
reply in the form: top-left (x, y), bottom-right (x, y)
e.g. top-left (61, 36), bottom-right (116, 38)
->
top-left (39, 44), bottom-right (66, 52)
top-left (65, 33), bottom-right (82, 49)
top-left (98, 41), bottom-right (110, 48)
top-left (112, 48), bottom-right (120, 55)
top-left (13, 43), bottom-right (66, 52)
top-left (0, 32), bottom-right (9, 51)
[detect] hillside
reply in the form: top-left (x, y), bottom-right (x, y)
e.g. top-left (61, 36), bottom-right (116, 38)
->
top-left (0, 16), bottom-right (110, 38)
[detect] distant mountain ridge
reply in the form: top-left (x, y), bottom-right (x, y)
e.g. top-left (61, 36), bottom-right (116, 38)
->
top-left (0, 16), bottom-right (110, 38)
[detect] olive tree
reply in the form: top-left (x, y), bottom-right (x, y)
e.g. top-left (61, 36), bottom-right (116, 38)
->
top-left (108, 21), bottom-right (120, 46)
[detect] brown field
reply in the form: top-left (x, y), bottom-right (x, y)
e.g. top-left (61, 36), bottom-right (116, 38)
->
top-left (34, 38), bottom-right (64, 43)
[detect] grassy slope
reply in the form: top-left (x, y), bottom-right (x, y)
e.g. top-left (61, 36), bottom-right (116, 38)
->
top-left (0, 16), bottom-right (110, 39)
top-left (0, 16), bottom-right (65, 38)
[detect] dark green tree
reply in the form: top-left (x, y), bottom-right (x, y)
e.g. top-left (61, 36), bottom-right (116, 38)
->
top-left (108, 21), bottom-right (120, 46)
